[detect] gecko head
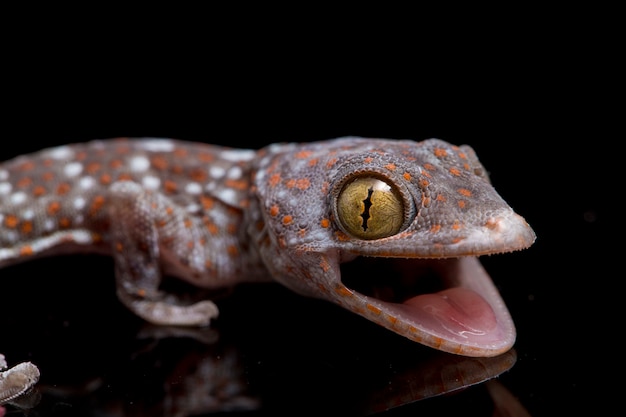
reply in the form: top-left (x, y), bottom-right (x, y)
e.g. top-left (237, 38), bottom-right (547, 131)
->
top-left (255, 137), bottom-right (536, 357)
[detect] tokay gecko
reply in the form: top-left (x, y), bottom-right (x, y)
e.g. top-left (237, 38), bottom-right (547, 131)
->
top-left (0, 137), bottom-right (535, 364)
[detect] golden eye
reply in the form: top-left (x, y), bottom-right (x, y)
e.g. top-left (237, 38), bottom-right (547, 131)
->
top-left (336, 176), bottom-right (405, 240)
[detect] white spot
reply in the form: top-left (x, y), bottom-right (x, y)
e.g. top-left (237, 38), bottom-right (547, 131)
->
top-left (216, 188), bottom-right (237, 204)
top-left (142, 176), bottom-right (161, 190)
top-left (0, 170), bottom-right (8, 180)
top-left (71, 230), bottom-right (93, 244)
top-left (79, 176), bottom-right (95, 189)
top-left (227, 166), bottom-right (243, 179)
top-left (185, 182), bottom-right (202, 195)
top-left (2, 230), bottom-right (18, 244)
top-left (10, 192), bottom-right (27, 205)
top-left (64, 162), bottom-right (83, 178)
top-left (210, 166), bottom-right (226, 179)
top-left (74, 197), bottom-right (86, 210)
top-left (186, 203), bottom-right (201, 213)
top-left (220, 149), bottom-right (256, 162)
top-left (130, 155), bottom-right (150, 172)
top-left (22, 209), bottom-right (34, 220)
top-left (137, 138), bottom-right (175, 152)
top-left (75, 214), bottom-right (84, 224)
top-left (44, 219), bottom-right (55, 231)
top-left (47, 146), bottom-right (74, 160)
top-left (0, 182), bottom-right (12, 195)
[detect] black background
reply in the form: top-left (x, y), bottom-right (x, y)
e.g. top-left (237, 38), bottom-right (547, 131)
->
top-left (1, 13), bottom-right (618, 417)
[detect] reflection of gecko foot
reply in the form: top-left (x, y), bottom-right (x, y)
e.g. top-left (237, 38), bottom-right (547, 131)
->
top-left (0, 354), bottom-right (41, 405)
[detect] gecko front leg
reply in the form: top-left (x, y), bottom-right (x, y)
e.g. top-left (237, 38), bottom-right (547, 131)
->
top-left (108, 181), bottom-right (218, 326)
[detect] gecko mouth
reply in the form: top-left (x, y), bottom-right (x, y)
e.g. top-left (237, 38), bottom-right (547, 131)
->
top-left (338, 256), bottom-right (515, 356)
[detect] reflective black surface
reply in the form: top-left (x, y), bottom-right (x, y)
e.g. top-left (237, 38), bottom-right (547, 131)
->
top-left (1, 35), bottom-right (614, 415)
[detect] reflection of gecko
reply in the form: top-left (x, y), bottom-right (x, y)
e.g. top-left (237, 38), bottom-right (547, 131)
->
top-left (0, 137), bottom-right (535, 360)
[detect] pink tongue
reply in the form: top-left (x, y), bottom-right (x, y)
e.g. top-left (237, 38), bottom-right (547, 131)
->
top-left (403, 287), bottom-right (497, 336)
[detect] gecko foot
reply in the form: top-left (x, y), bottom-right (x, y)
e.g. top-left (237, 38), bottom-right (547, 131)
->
top-left (120, 295), bottom-right (220, 327)
top-left (0, 356), bottom-right (40, 405)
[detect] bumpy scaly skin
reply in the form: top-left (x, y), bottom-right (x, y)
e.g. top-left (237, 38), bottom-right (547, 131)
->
top-left (1, 137), bottom-right (535, 369)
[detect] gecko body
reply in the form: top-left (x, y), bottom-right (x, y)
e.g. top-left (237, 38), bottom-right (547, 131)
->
top-left (0, 137), bottom-right (535, 359)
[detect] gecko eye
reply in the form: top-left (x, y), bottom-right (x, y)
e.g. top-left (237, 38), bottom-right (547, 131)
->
top-left (335, 176), bottom-right (407, 240)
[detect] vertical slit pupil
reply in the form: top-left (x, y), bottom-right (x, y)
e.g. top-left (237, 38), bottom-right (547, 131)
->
top-left (360, 187), bottom-right (374, 231)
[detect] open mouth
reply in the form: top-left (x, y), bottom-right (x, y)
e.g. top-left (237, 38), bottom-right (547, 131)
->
top-left (338, 255), bottom-right (515, 357)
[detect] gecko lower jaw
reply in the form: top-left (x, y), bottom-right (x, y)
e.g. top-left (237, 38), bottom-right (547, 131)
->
top-left (338, 255), bottom-right (516, 356)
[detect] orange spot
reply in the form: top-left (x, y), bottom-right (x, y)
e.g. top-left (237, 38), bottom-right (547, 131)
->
top-left (319, 256), bottom-right (331, 272)
top-left (430, 224), bottom-right (441, 233)
top-left (366, 304), bottom-right (382, 315)
top-left (452, 221), bottom-right (462, 230)
top-left (33, 185), bottom-right (46, 197)
top-left (364, 156), bottom-right (373, 163)
top-left (17, 177), bottom-right (32, 188)
top-left (423, 163), bottom-right (435, 171)
top-left (436, 194), bottom-right (446, 202)
top-left (136, 288), bottom-right (146, 297)
top-left (117, 173), bottom-right (133, 181)
top-left (164, 180), bottom-right (178, 193)
top-left (91, 233), bottom-right (103, 243)
top-left (109, 159), bottom-right (123, 169)
top-left (295, 178), bottom-right (310, 190)
top-left (458, 200), bottom-right (466, 209)
top-left (184, 218), bottom-right (193, 228)
top-left (18, 161), bottom-right (35, 171)
top-left (174, 148), bottom-right (188, 158)
top-left (99, 174), bottom-right (112, 185)
top-left (419, 179), bottom-right (429, 188)
top-left (295, 150), bottom-right (313, 159)
top-left (452, 237), bottom-right (465, 244)
top-left (385, 163), bottom-right (396, 171)
top-left (335, 287), bottom-right (353, 297)
top-left (151, 156), bottom-right (168, 170)
top-left (187, 241), bottom-right (195, 249)
top-left (326, 158), bottom-right (338, 168)
top-left (59, 218), bottom-right (71, 228)
top-left (165, 207), bottom-right (174, 215)
top-left (200, 196), bottom-right (215, 209)
top-left (308, 158), bottom-right (318, 167)
top-left (4, 215), bottom-right (19, 228)
top-left (458, 151), bottom-right (467, 159)
top-left (458, 188), bottom-right (472, 197)
top-left (269, 173), bottom-right (281, 187)
top-left (198, 152), bottom-right (215, 163)
top-left (20, 221), bottom-right (33, 234)
top-left (386, 315), bottom-right (398, 325)
top-left (19, 246), bottom-right (34, 256)
top-left (320, 218), bottom-right (330, 228)
top-left (463, 163), bottom-right (470, 170)
top-left (115, 242), bottom-right (124, 252)
top-left (335, 231), bottom-right (350, 241)
top-left (56, 183), bottom-right (71, 195)
top-left (225, 179), bottom-right (248, 190)
top-left (47, 201), bottom-right (61, 215)
top-left (189, 168), bottom-right (207, 182)
top-left (403, 172), bottom-right (411, 181)
top-left (449, 168), bottom-right (461, 176)
top-left (282, 215), bottom-right (293, 225)
top-left (285, 179), bottom-right (296, 188)
top-left (298, 228), bottom-right (307, 237)
top-left (205, 221), bottom-right (219, 235)
top-left (89, 196), bottom-right (105, 215)
top-left (270, 205), bottom-right (280, 216)
top-left (485, 218), bottom-right (498, 229)
top-left (86, 162), bottom-right (101, 173)
top-left (41, 172), bottom-right (55, 181)
top-left (434, 148), bottom-right (448, 157)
